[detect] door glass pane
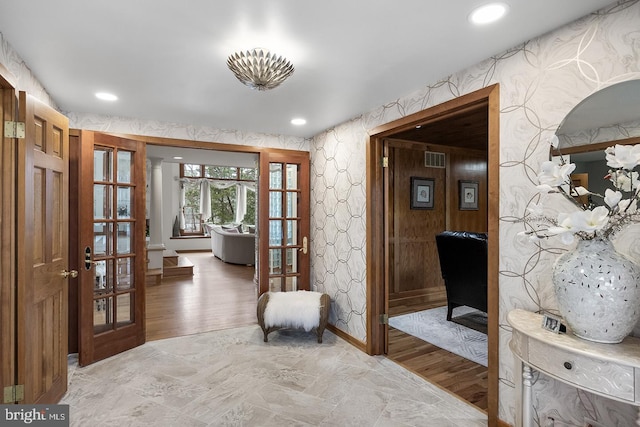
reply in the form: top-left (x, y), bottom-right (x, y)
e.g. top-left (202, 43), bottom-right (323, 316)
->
top-left (94, 184), bottom-right (112, 219)
top-left (285, 248), bottom-right (298, 273)
top-left (269, 277), bottom-right (282, 292)
top-left (116, 258), bottom-right (133, 290)
top-left (269, 249), bottom-right (281, 274)
top-left (116, 293), bottom-right (134, 325)
top-left (116, 187), bottom-right (132, 218)
top-left (269, 191), bottom-right (282, 217)
top-left (285, 276), bottom-right (298, 292)
top-left (286, 220), bottom-right (297, 245)
top-left (94, 222), bottom-right (112, 257)
top-left (116, 223), bottom-right (132, 254)
top-left (94, 296), bottom-right (113, 333)
top-left (269, 220), bottom-right (282, 246)
top-left (94, 148), bottom-right (113, 182)
top-left (269, 163), bottom-right (283, 189)
top-left (286, 164), bottom-right (298, 189)
top-left (94, 260), bottom-right (112, 294)
top-left (286, 192), bottom-right (298, 217)
top-left (117, 151), bottom-right (132, 183)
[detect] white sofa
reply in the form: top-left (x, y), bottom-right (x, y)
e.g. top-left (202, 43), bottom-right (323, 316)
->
top-left (206, 224), bottom-right (256, 265)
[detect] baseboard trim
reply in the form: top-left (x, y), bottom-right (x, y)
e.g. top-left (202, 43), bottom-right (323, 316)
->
top-left (327, 324), bottom-right (366, 352)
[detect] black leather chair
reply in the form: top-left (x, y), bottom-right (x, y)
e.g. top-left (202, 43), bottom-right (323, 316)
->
top-left (435, 231), bottom-right (488, 321)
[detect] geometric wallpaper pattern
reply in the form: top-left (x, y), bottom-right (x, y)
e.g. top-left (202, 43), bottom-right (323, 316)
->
top-left (309, 2), bottom-right (640, 425)
top-left (2, 2), bottom-right (639, 424)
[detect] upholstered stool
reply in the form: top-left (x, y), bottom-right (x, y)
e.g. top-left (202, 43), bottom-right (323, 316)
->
top-left (257, 291), bottom-right (330, 343)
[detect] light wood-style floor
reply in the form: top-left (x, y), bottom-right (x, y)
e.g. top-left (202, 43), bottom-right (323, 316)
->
top-left (145, 251), bottom-right (257, 341)
top-left (145, 252), bottom-right (487, 411)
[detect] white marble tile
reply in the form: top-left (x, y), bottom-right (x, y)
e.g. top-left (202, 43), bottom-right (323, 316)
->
top-left (62, 325), bottom-right (487, 426)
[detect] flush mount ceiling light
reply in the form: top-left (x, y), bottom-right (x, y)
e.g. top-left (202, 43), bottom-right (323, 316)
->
top-left (469, 3), bottom-right (509, 25)
top-left (227, 48), bottom-right (294, 91)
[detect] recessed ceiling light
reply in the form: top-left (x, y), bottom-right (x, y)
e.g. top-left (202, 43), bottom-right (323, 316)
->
top-left (95, 92), bottom-right (118, 101)
top-left (469, 3), bottom-right (508, 25)
top-left (173, 156), bottom-right (183, 160)
top-left (291, 118), bottom-right (307, 126)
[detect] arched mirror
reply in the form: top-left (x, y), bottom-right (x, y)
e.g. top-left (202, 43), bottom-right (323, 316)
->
top-left (552, 79), bottom-right (640, 206)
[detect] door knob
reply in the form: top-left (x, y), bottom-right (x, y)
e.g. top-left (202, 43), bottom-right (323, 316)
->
top-left (61, 270), bottom-right (78, 279)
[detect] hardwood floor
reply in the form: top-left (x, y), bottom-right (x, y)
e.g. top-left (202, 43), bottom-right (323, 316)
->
top-left (145, 253), bottom-right (488, 411)
top-left (387, 301), bottom-right (489, 411)
top-left (145, 251), bottom-right (257, 341)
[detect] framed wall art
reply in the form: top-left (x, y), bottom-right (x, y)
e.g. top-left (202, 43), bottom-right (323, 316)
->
top-left (459, 180), bottom-right (479, 210)
top-left (410, 177), bottom-right (434, 210)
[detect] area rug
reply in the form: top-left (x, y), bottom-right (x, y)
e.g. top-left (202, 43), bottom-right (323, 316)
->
top-left (389, 306), bottom-right (488, 367)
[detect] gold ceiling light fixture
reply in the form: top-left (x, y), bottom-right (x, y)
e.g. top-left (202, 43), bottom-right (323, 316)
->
top-left (227, 48), bottom-right (295, 91)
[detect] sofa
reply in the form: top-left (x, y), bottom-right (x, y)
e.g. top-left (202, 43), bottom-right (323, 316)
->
top-left (435, 230), bottom-right (488, 321)
top-left (205, 224), bottom-right (256, 265)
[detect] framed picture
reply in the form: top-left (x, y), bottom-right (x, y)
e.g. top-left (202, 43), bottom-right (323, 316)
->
top-left (458, 180), bottom-right (479, 210)
top-left (410, 177), bottom-right (434, 209)
top-left (541, 313), bottom-right (566, 334)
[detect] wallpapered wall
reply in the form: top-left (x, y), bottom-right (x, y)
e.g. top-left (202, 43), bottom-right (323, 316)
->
top-left (309, 1), bottom-right (640, 425)
top-left (2, 1), bottom-right (639, 424)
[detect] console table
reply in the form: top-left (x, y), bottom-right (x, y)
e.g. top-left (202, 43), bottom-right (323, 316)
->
top-left (508, 309), bottom-right (640, 427)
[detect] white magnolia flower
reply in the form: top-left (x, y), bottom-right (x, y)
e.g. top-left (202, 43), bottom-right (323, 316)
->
top-left (604, 189), bottom-right (622, 209)
top-left (609, 170), bottom-right (640, 192)
top-left (528, 142), bottom-right (640, 242)
top-left (618, 198), bottom-right (638, 214)
top-left (537, 161), bottom-right (575, 187)
top-left (605, 144), bottom-right (640, 170)
top-left (570, 206), bottom-right (610, 233)
top-left (570, 186), bottom-right (590, 196)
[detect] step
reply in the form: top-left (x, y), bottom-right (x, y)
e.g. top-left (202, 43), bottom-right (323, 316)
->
top-left (163, 249), bottom-right (179, 267)
top-left (162, 256), bottom-right (194, 278)
top-left (146, 268), bottom-right (163, 286)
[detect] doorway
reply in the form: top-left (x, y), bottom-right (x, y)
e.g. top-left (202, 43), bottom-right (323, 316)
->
top-left (68, 132), bottom-right (312, 355)
top-left (366, 85), bottom-right (500, 422)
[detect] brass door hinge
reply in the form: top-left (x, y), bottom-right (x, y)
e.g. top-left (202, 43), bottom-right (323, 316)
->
top-left (3, 384), bottom-right (24, 403)
top-left (382, 156), bottom-right (389, 168)
top-left (4, 121), bottom-right (25, 139)
top-left (379, 314), bottom-right (388, 325)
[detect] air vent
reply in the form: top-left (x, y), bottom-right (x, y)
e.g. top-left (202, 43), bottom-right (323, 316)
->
top-left (424, 151), bottom-right (446, 168)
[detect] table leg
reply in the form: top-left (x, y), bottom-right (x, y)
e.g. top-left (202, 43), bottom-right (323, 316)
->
top-left (522, 365), bottom-right (534, 427)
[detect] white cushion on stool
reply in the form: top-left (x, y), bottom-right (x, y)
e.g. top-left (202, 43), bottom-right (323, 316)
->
top-left (263, 291), bottom-right (322, 332)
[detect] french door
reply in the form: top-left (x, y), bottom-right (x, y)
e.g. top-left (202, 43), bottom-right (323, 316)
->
top-left (77, 131), bottom-right (146, 366)
top-left (258, 150), bottom-right (310, 294)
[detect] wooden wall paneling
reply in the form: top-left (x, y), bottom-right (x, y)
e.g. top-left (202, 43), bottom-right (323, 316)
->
top-left (448, 150), bottom-right (488, 232)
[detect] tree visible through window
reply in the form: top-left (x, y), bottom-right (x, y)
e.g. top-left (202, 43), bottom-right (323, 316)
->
top-left (179, 163), bottom-right (257, 235)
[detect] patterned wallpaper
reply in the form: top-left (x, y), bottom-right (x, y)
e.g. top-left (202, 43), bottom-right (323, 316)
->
top-left (309, 1), bottom-right (640, 425)
top-left (2, 1), bottom-right (640, 425)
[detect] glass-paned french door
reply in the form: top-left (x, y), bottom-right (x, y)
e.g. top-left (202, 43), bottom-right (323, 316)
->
top-left (78, 131), bottom-right (146, 366)
top-left (259, 151), bottom-right (310, 294)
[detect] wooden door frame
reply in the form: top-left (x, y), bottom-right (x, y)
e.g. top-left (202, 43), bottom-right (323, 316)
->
top-left (0, 64), bottom-right (18, 401)
top-left (365, 84), bottom-right (500, 425)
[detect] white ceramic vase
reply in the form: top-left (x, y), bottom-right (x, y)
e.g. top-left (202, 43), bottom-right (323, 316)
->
top-left (552, 238), bottom-right (640, 344)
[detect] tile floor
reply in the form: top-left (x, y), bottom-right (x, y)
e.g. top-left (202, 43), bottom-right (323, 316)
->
top-left (61, 326), bottom-right (487, 426)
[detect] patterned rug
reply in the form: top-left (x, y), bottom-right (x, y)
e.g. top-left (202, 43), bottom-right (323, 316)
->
top-left (389, 306), bottom-right (488, 367)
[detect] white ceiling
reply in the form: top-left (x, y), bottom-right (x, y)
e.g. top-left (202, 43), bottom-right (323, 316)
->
top-left (0, 0), bottom-right (615, 138)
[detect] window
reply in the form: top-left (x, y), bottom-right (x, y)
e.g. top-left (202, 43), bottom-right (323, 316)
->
top-left (179, 163), bottom-right (257, 235)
